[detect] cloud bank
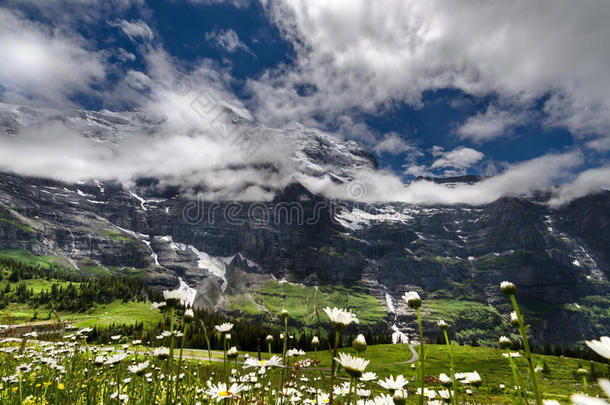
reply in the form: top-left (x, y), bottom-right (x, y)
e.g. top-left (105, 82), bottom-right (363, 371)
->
top-left (256, 0), bottom-right (610, 144)
top-left (0, 9), bottom-right (106, 106)
top-left (0, 1), bottom-right (609, 207)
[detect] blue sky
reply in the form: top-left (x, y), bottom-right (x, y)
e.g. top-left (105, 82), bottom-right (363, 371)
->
top-left (1, 0), bottom-right (609, 205)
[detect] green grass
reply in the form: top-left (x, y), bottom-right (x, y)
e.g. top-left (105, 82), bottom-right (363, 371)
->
top-left (71, 300), bottom-right (162, 327)
top-left (0, 249), bottom-right (70, 270)
top-left (424, 299), bottom-right (511, 345)
top-left (0, 299), bottom-right (161, 327)
top-left (228, 280), bottom-right (386, 326)
top-left (0, 217), bottom-right (34, 233)
top-left (78, 258), bottom-right (111, 276)
top-left (303, 344), bottom-right (606, 401)
top-left (0, 277), bottom-right (79, 294)
top-left (104, 230), bottom-right (135, 242)
top-left (153, 343), bottom-right (608, 402)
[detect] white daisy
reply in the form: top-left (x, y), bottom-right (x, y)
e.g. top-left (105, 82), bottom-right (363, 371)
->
top-left (323, 307), bottom-right (359, 331)
top-left (207, 381), bottom-right (245, 402)
top-left (378, 374), bottom-right (409, 391)
top-left (243, 355), bottom-right (283, 371)
top-left (402, 291), bottom-right (422, 309)
top-left (286, 348), bottom-right (306, 357)
top-left (360, 372), bottom-right (377, 382)
top-left (335, 352), bottom-right (369, 378)
top-left (585, 336), bottom-right (610, 360)
top-left (215, 323), bottom-right (234, 333)
top-left (105, 353), bottom-right (127, 365)
top-left (128, 361), bottom-right (149, 375)
top-left (456, 371), bottom-right (482, 386)
top-left (153, 347), bottom-right (170, 360)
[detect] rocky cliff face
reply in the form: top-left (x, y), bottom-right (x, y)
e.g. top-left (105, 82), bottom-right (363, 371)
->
top-left (0, 171), bottom-right (608, 344)
top-left (0, 103), bottom-right (608, 345)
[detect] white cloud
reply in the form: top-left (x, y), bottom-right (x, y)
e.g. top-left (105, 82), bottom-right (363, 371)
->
top-left (301, 151), bottom-right (583, 206)
top-left (0, 8), bottom-right (106, 106)
top-left (403, 164), bottom-right (432, 178)
top-left (114, 19), bottom-right (153, 42)
top-left (183, 0), bottom-right (250, 8)
top-left (373, 132), bottom-right (412, 155)
top-left (431, 147), bottom-right (484, 170)
top-left (205, 28), bottom-right (252, 54)
top-left (457, 106), bottom-right (529, 143)
top-left (253, 0), bottom-right (610, 146)
top-left (548, 166), bottom-right (610, 207)
top-left (125, 70), bottom-right (151, 91)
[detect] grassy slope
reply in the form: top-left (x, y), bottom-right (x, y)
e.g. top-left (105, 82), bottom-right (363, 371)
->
top-left (0, 249), bottom-right (73, 270)
top-left (0, 300), bottom-right (162, 326)
top-left (0, 217), bottom-right (34, 233)
top-left (228, 280), bottom-right (386, 326)
top-left (0, 275), bottom-right (78, 294)
top-left (71, 300), bottom-right (162, 327)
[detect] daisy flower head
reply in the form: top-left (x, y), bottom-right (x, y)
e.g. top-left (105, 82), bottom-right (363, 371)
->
top-left (500, 281), bottom-right (518, 295)
top-left (243, 355), bottom-right (282, 372)
top-left (163, 289), bottom-right (183, 307)
top-left (207, 381), bottom-right (245, 402)
top-left (360, 372), bottom-right (377, 382)
top-left (498, 336), bottom-right (512, 350)
top-left (570, 394), bottom-right (606, 405)
top-left (456, 371), bottom-right (482, 387)
top-left (416, 387), bottom-right (436, 399)
top-left (439, 373), bottom-right (452, 387)
top-left (227, 346), bottom-right (239, 360)
top-left (402, 291), bottom-right (422, 309)
top-left (286, 348), bottom-right (306, 357)
top-left (335, 352), bottom-right (369, 378)
top-left (393, 389), bottom-right (407, 405)
top-left (510, 311), bottom-right (520, 327)
top-left (105, 353), bottom-right (127, 365)
top-left (215, 323), bottom-right (234, 333)
top-left (378, 374), bottom-right (409, 393)
top-left (323, 307), bottom-right (359, 331)
top-left (153, 347), bottom-right (170, 360)
top-left (151, 301), bottom-right (166, 310)
top-left (352, 334), bottom-right (367, 352)
top-left (128, 361), bottom-right (149, 375)
top-left (585, 336), bottom-right (610, 360)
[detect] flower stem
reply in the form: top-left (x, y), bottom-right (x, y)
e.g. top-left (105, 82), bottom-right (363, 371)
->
top-left (280, 317), bottom-right (288, 401)
top-left (506, 349), bottom-right (524, 405)
top-left (443, 329), bottom-right (457, 405)
top-left (176, 322), bottom-right (188, 404)
top-left (416, 307), bottom-right (425, 405)
top-left (510, 294), bottom-right (542, 405)
top-left (166, 305), bottom-right (175, 405)
top-left (329, 331), bottom-right (341, 405)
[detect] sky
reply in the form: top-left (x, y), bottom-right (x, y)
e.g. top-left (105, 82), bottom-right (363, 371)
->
top-left (0, 0), bottom-right (610, 205)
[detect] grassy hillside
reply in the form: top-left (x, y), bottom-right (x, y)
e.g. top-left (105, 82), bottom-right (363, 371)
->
top-left (0, 300), bottom-right (161, 326)
top-left (0, 249), bottom-right (73, 271)
top-left (227, 280), bottom-right (387, 326)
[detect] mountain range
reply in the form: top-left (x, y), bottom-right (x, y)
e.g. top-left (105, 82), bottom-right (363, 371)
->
top-left (0, 102), bottom-right (608, 346)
